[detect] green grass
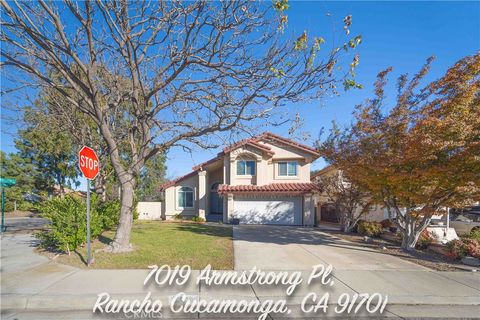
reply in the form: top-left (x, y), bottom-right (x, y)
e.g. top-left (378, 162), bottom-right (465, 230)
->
top-left (47, 221), bottom-right (233, 269)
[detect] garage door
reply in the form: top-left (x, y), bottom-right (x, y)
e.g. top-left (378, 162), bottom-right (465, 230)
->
top-left (233, 196), bottom-right (302, 225)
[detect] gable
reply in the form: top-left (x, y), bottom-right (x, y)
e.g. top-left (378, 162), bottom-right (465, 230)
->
top-left (261, 141), bottom-right (313, 161)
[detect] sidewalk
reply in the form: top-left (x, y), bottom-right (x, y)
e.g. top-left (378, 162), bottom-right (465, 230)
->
top-left (2, 233), bottom-right (479, 319)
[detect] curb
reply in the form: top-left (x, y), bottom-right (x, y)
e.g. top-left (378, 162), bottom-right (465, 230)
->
top-left (3, 293), bottom-right (480, 312)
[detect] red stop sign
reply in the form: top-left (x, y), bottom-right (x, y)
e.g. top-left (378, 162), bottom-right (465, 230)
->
top-left (79, 146), bottom-right (99, 180)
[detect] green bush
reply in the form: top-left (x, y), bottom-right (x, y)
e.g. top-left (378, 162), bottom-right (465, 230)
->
top-left (191, 216), bottom-right (205, 223)
top-left (133, 206), bottom-right (139, 220)
top-left (357, 220), bottom-right (383, 237)
top-left (36, 195), bottom-right (103, 253)
top-left (464, 228), bottom-right (480, 241)
top-left (97, 200), bottom-right (120, 230)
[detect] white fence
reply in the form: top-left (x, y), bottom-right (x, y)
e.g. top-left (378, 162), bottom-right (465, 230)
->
top-left (137, 202), bottom-right (162, 220)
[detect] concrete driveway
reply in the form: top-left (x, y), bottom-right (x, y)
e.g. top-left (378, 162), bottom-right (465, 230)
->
top-left (233, 225), bottom-right (426, 271)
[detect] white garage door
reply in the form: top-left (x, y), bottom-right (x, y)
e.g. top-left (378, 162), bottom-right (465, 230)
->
top-left (233, 196), bottom-right (302, 225)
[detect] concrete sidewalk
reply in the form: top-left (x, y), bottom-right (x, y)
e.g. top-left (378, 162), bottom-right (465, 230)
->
top-left (2, 234), bottom-right (480, 319)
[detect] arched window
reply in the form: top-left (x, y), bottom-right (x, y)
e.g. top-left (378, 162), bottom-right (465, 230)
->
top-left (177, 187), bottom-right (194, 208)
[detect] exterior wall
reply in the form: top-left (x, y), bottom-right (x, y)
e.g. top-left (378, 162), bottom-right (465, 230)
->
top-left (137, 202), bottom-right (162, 220)
top-left (303, 194), bottom-right (315, 226)
top-left (228, 142), bottom-right (313, 186)
top-left (163, 174), bottom-right (199, 220)
top-left (312, 167), bottom-right (388, 223)
top-left (229, 147), bottom-right (262, 186)
top-left (265, 142), bottom-right (313, 184)
top-left (359, 205), bottom-right (387, 222)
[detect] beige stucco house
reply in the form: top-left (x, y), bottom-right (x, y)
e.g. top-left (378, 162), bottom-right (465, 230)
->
top-left (160, 132), bottom-right (320, 225)
top-left (311, 165), bottom-right (387, 224)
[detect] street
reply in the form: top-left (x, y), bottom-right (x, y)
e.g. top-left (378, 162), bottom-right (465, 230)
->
top-left (1, 222), bottom-right (479, 319)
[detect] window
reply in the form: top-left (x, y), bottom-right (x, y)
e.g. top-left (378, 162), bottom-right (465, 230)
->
top-left (236, 160), bottom-right (255, 175)
top-left (177, 187), bottom-right (194, 208)
top-left (278, 161), bottom-right (298, 176)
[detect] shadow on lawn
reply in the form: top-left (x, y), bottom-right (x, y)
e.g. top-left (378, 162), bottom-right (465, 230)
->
top-left (98, 234), bottom-right (114, 245)
top-left (174, 223), bottom-right (233, 238)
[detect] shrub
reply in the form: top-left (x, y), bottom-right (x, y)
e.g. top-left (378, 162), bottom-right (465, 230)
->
top-left (191, 216), bottom-right (206, 223)
top-left (464, 228), bottom-right (480, 241)
top-left (357, 220), bottom-right (383, 237)
top-left (380, 219), bottom-right (394, 229)
top-left (446, 238), bottom-right (480, 259)
top-left (97, 200), bottom-right (120, 230)
top-left (464, 239), bottom-right (480, 258)
top-left (36, 195), bottom-right (103, 254)
top-left (416, 229), bottom-right (434, 249)
top-left (133, 206), bottom-right (139, 220)
top-left (351, 219), bottom-right (365, 233)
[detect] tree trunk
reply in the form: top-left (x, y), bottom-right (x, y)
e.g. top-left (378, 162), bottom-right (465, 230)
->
top-left (107, 177), bottom-right (135, 252)
top-left (399, 215), bottom-right (423, 251)
top-left (401, 232), bottom-right (419, 251)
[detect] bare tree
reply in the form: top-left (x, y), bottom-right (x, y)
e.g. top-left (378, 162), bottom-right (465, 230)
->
top-left (316, 171), bottom-right (372, 232)
top-left (1, 1), bottom-right (361, 252)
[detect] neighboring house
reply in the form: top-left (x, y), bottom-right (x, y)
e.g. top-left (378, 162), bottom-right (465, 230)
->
top-left (159, 132), bottom-right (320, 225)
top-left (311, 166), bottom-right (387, 224)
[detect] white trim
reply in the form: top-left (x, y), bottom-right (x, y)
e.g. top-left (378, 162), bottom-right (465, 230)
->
top-left (276, 161), bottom-right (299, 179)
top-left (235, 159), bottom-right (256, 176)
top-left (176, 186), bottom-right (194, 210)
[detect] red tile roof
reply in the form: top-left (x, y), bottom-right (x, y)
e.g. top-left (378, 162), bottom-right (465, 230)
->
top-left (223, 138), bottom-right (275, 155)
top-left (192, 155), bottom-right (223, 171)
top-left (217, 183), bottom-right (320, 195)
top-left (259, 132), bottom-right (319, 156)
top-left (159, 170), bottom-right (197, 191)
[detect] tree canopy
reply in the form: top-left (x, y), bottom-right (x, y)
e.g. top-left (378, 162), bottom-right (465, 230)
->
top-left (319, 53), bottom-right (480, 250)
top-left (1, 0), bottom-right (362, 251)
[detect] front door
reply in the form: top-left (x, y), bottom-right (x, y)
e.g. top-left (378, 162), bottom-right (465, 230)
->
top-left (210, 182), bottom-right (223, 214)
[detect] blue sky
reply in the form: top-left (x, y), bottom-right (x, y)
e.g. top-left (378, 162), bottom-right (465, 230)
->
top-left (1, 1), bottom-right (479, 184)
top-left (163, 1), bottom-right (479, 179)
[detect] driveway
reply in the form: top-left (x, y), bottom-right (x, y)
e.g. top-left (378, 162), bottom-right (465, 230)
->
top-left (233, 225), bottom-right (427, 271)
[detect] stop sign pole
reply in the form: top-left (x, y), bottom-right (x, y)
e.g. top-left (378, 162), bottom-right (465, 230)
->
top-left (78, 146), bottom-right (99, 266)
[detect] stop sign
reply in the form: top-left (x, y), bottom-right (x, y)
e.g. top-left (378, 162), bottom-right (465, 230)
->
top-left (79, 146), bottom-right (99, 180)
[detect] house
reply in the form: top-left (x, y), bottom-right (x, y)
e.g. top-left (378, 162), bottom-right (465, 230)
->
top-left (311, 166), bottom-right (387, 224)
top-left (311, 166), bottom-right (459, 242)
top-left (159, 132), bottom-right (320, 225)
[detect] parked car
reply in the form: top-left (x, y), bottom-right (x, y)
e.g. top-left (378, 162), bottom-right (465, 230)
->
top-left (449, 210), bottom-right (480, 235)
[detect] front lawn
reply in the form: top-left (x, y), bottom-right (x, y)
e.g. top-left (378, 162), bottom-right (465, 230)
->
top-left (40, 221), bottom-right (233, 269)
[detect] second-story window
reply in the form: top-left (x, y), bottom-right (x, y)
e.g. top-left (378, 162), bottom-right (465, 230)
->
top-left (237, 160), bottom-right (256, 175)
top-left (278, 161), bottom-right (298, 177)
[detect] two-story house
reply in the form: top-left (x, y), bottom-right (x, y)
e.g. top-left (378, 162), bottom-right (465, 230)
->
top-left (159, 132), bottom-right (320, 226)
